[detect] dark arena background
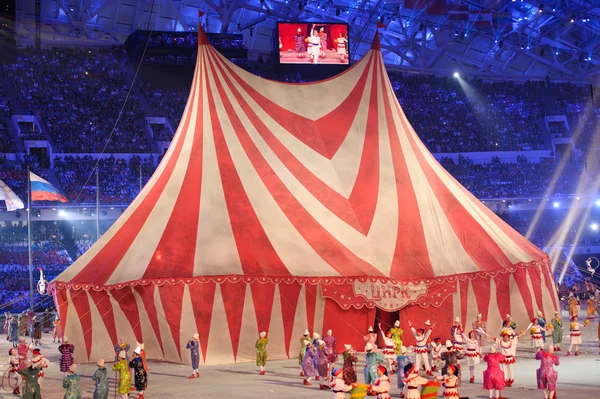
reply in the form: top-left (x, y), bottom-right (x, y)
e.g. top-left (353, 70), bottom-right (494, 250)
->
top-left (0, 0), bottom-right (600, 398)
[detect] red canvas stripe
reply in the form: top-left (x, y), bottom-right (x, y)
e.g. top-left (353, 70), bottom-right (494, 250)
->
top-left (69, 63), bottom-right (200, 285)
top-left (206, 54), bottom-right (384, 278)
top-left (305, 284), bottom-right (317, 332)
top-left (88, 290), bottom-right (118, 346)
top-left (56, 288), bottom-right (69, 338)
top-left (158, 284), bottom-right (185, 360)
top-left (219, 281), bottom-right (247, 361)
top-left (494, 273), bottom-right (511, 320)
top-left (188, 281), bottom-right (217, 364)
top-left (215, 48), bottom-right (373, 159)
top-left (71, 290), bottom-right (93, 360)
top-left (471, 277), bottom-right (491, 320)
top-left (528, 267), bottom-right (545, 314)
top-left (380, 61), bottom-right (434, 280)
top-left (459, 279), bottom-right (469, 327)
top-left (541, 260), bottom-right (558, 311)
top-left (279, 282), bottom-right (303, 357)
top-left (133, 285), bottom-right (165, 357)
top-left (110, 288), bottom-right (143, 343)
top-left (211, 52), bottom-right (378, 234)
top-left (397, 106), bottom-right (514, 273)
top-left (144, 56), bottom-right (205, 280)
top-left (250, 282), bottom-right (276, 335)
top-left (512, 268), bottom-right (534, 319)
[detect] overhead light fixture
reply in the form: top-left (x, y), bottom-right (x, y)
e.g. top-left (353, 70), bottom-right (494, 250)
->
top-left (453, 72), bottom-right (460, 78)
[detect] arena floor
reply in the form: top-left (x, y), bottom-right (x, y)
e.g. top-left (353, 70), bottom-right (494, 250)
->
top-left (279, 51), bottom-right (349, 64)
top-left (1, 313), bottom-right (599, 398)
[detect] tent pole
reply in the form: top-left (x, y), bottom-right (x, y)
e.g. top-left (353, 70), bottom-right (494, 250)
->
top-left (27, 167), bottom-right (34, 312)
top-left (96, 167), bottom-right (100, 240)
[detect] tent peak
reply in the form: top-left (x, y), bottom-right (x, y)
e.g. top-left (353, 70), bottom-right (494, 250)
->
top-left (371, 31), bottom-right (381, 51)
top-left (198, 24), bottom-right (210, 46)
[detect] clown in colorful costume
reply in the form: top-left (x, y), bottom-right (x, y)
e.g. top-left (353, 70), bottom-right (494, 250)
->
top-left (530, 318), bottom-right (546, 352)
top-left (395, 346), bottom-right (413, 392)
top-left (52, 317), bottom-right (62, 343)
top-left (9, 316), bottom-right (19, 347)
top-left (317, 340), bottom-right (332, 389)
top-left (8, 348), bottom-right (22, 395)
top-left (363, 326), bottom-right (378, 351)
top-left (483, 346), bottom-right (506, 399)
top-left (302, 342), bottom-right (318, 385)
top-left (256, 331), bottom-right (268, 375)
top-left (450, 317), bottom-right (464, 351)
top-left (550, 312), bottom-right (563, 351)
top-left (441, 341), bottom-right (463, 386)
top-left (17, 338), bottom-right (30, 370)
top-left (502, 315), bottom-right (516, 337)
top-left (331, 367), bottom-right (353, 399)
top-left (319, 27), bottom-right (328, 58)
top-left (31, 348), bottom-right (49, 388)
top-left (294, 29), bottom-right (305, 57)
top-left (18, 362), bottom-right (41, 399)
top-left (390, 320), bottom-right (403, 354)
top-left (323, 329), bottom-right (338, 364)
top-left (364, 343), bottom-right (385, 385)
top-left (112, 351), bottom-right (131, 398)
top-left (114, 337), bottom-right (130, 362)
top-left (566, 316), bottom-right (584, 356)
top-left (430, 337), bottom-right (445, 372)
top-left (587, 296), bottom-right (595, 320)
top-left (92, 359), bottom-right (109, 399)
top-left (62, 364), bottom-right (82, 399)
top-left (299, 330), bottom-right (310, 371)
top-left (568, 294), bottom-right (578, 318)
top-left (472, 314), bottom-right (487, 348)
top-left (129, 348), bottom-right (148, 398)
top-left (379, 323), bottom-right (396, 373)
top-left (537, 310), bottom-right (547, 343)
top-left (402, 364), bottom-right (429, 399)
top-left (309, 27), bottom-right (321, 63)
top-left (187, 333), bottom-right (200, 378)
top-left (370, 365), bottom-right (391, 399)
top-left (536, 346), bottom-right (559, 399)
top-left (480, 326), bottom-right (530, 387)
top-left (335, 33), bottom-right (347, 59)
top-left (342, 345), bottom-right (358, 385)
top-left (58, 340), bottom-right (75, 373)
top-left (408, 320), bottom-right (433, 375)
top-left (437, 365), bottom-right (459, 399)
top-left (462, 332), bottom-right (481, 384)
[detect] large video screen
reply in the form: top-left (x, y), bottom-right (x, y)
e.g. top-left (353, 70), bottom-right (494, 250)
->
top-left (277, 22), bottom-right (349, 65)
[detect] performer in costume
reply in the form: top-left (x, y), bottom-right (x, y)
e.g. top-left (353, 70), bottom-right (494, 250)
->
top-left (537, 310), bottom-right (547, 343)
top-left (319, 27), bottom-right (328, 58)
top-left (473, 314), bottom-right (487, 348)
top-left (502, 314), bottom-right (516, 337)
top-left (256, 331), bottom-right (268, 375)
top-left (379, 323), bottom-right (396, 373)
top-left (436, 365), bottom-right (459, 399)
top-left (390, 320), bottom-right (403, 354)
top-left (587, 296), bottom-right (595, 320)
top-left (9, 315), bottom-right (19, 347)
top-left (302, 341), bottom-right (318, 386)
top-left (568, 293), bottom-right (578, 318)
top-left (309, 26), bottom-right (321, 63)
top-left (18, 337), bottom-right (30, 370)
top-left (294, 28), bottom-right (305, 58)
top-left (363, 326), bottom-right (378, 352)
top-left (112, 351), bottom-right (131, 399)
top-left (4, 312), bottom-right (10, 338)
top-left (18, 312), bottom-right (27, 337)
top-left (483, 345), bottom-right (506, 399)
top-left (402, 363), bottom-right (429, 399)
top-left (370, 365), bottom-right (391, 399)
top-left (364, 342), bottom-right (385, 385)
top-left (479, 326), bottom-right (531, 387)
top-left (324, 329), bottom-right (338, 365)
top-left (566, 315), bottom-right (585, 356)
top-left (52, 317), bottom-right (62, 343)
top-left (317, 339), bottom-right (331, 389)
top-left (130, 347), bottom-right (148, 398)
top-left (92, 359), bottom-right (109, 399)
top-left (312, 332), bottom-right (321, 377)
top-left (186, 333), bottom-right (200, 378)
top-left (31, 348), bottom-right (49, 389)
top-left (550, 311), bottom-right (563, 351)
top-left (531, 318), bottom-right (546, 352)
top-left (451, 317), bottom-right (464, 351)
top-left (8, 348), bottom-right (22, 395)
top-left (30, 316), bottom-right (41, 345)
top-left (62, 364), bottom-right (82, 399)
top-left (430, 337), bottom-right (445, 372)
top-left (299, 330), bottom-right (310, 376)
top-left (58, 337), bottom-right (75, 374)
top-left (342, 344), bottom-right (358, 385)
top-left (331, 368), bottom-right (354, 399)
top-left (114, 336), bottom-right (130, 362)
top-left (396, 346), bottom-right (413, 398)
top-left (335, 33), bottom-right (348, 62)
top-left (536, 345), bottom-right (559, 399)
top-left (18, 360), bottom-right (41, 399)
top-left (408, 320), bottom-right (434, 375)
top-left (463, 331), bottom-right (481, 383)
top-left (441, 340), bottom-right (463, 386)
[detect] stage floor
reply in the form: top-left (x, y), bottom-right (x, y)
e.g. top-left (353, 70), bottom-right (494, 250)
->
top-left (1, 311), bottom-right (599, 398)
top-left (279, 51), bottom-right (349, 65)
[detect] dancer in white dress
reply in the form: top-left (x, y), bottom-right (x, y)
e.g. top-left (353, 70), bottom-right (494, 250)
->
top-left (462, 331), bottom-right (481, 383)
top-left (566, 315), bottom-right (585, 356)
top-left (379, 323), bottom-right (396, 374)
top-left (530, 318), bottom-right (546, 353)
top-left (408, 320), bottom-right (434, 376)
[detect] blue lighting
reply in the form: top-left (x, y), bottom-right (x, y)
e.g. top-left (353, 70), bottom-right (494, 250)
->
top-left (553, 201), bottom-right (559, 208)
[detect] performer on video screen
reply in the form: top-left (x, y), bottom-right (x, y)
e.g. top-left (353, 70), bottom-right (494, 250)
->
top-left (309, 25), bottom-right (321, 63)
top-left (319, 27), bottom-right (328, 58)
top-left (294, 28), bottom-right (305, 58)
top-left (336, 33), bottom-right (348, 62)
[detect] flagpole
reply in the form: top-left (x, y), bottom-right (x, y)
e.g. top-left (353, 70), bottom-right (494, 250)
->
top-left (27, 167), bottom-right (34, 312)
top-left (96, 167), bottom-right (100, 240)
top-left (139, 164), bottom-right (142, 193)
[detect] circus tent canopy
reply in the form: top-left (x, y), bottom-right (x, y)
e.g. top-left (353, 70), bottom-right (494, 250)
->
top-left (51, 28), bottom-right (557, 365)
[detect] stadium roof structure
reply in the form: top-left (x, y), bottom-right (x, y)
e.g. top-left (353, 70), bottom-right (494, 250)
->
top-left (15, 0), bottom-right (600, 80)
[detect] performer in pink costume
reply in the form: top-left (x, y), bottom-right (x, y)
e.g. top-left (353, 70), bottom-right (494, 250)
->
top-left (363, 326), bottom-right (378, 352)
top-left (482, 345), bottom-right (506, 399)
top-left (479, 325), bottom-right (531, 387)
top-left (536, 345), bottom-right (559, 399)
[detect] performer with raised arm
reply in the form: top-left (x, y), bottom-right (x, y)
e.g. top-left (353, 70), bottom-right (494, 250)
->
top-left (478, 325), bottom-right (532, 387)
top-left (364, 342), bottom-right (385, 386)
top-left (531, 318), bottom-right (546, 353)
top-left (482, 345), bottom-right (506, 399)
top-left (463, 331), bottom-right (481, 383)
top-left (408, 320), bottom-right (434, 376)
top-left (294, 28), bottom-right (305, 58)
top-left (550, 312), bottom-right (563, 351)
top-left (566, 315), bottom-right (585, 356)
top-left (379, 323), bottom-right (397, 373)
top-left (309, 25), bottom-right (321, 63)
top-left (441, 340), bottom-right (463, 385)
top-left (364, 326), bottom-right (378, 352)
top-left (430, 337), bottom-right (445, 372)
top-left (502, 314), bottom-right (516, 337)
top-left (536, 345), bottom-right (559, 399)
top-left (52, 316), bottom-right (62, 344)
top-left (451, 317), bottom-right (464, 351)
top-left (473, 313), bottom-right (487, 348)
top-left (390, 320), bottom-right (403, 354)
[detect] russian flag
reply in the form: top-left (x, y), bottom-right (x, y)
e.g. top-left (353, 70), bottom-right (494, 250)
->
top-left (30, 171), bottom-right (68, 202)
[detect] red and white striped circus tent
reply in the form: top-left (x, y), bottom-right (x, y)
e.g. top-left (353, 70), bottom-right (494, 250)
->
top-left (51, 28), bottom-right (558, 366)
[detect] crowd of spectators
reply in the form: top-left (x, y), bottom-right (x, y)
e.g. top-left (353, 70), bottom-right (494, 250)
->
top-left (0, 155), bottom-right (47, 200)
top-left (0, 90), bottom-right (12, 117)
top-left (0, 119), bottom-right (15, 152)
top-left (54, 155), bottom-right (155, 203)
top-left (17, 121), bottom-right (45, 140)
top-left (6, 47), bottom-right (149, 153)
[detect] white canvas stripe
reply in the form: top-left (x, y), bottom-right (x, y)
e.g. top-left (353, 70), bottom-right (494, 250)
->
top-left (195, 61), bottom-right (244, 277)
top-left (207, 57), bottom-right (339, 277)
top-left (86, 292), bottom-right (114, 362)
top-left (212, 49), bottom-right (372, 120)
top-left (212, 51), bottom-right (374, 198)
top-left (179, 285), bottom-right (198, 365)
top-left (108, 291), bottom-right (138, 357)
top-left (154, 286), bottom-right (181, 362)
top-left (236, 285), bottom-right (259, 363)
top-left (130, 288), bottom-right (161, 360)
top-left (204, 285), bottom-right (235, 365)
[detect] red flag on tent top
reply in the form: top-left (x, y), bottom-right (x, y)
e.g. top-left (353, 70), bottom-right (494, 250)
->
top-left (198, 10), bottom-right (204, 17)
top-left (377, 21), bottom-right (387, 29)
